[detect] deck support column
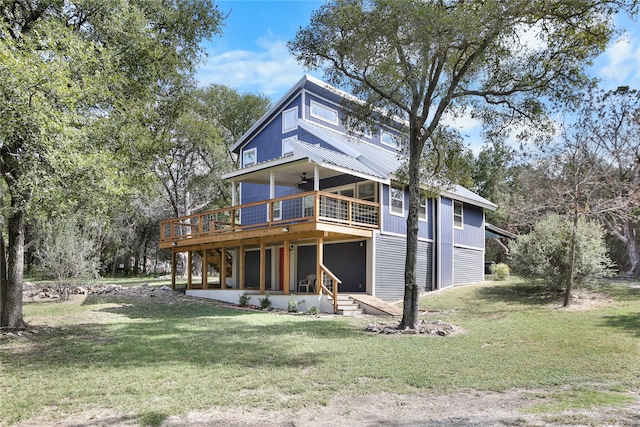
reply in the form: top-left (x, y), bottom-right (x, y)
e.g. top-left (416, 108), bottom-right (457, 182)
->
top-left (316, 237), bottom-right (323, 295)
top-left (283, 240), bottom-right (290, 295)
top-left (259, 242), bottom-right (266, 294)
top-left (171, 251), bottom-right (176, 291)
top-left (239, 245), bottom-right (245, 289)
top-left (220, 246), bottom-right (226, 289)
top-left (187, 251), bottom-right (193, 290)
top-left (202, 249), bottom-right (208, 290)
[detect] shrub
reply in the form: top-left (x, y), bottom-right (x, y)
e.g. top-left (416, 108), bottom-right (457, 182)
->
top-left (490, 263), bottom-right (510, 281)
top-left (509, 214), bottom-right (613, 291)
top-left (258, 294), bottom-right (272, 309)
top-left (238, 293), bottom-right (250, 307)
top-left (287, 295), bottom-right (299, 312)
top-left (307, 305), bottom-right (318, 315)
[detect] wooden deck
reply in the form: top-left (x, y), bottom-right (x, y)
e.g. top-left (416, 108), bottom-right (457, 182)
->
top-left (159, 191), bottom-right (380, 313)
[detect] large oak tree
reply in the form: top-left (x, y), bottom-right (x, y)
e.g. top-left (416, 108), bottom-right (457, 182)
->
top-left (0, 0), bottom-right (223, 328)
top-left (289, 0), bottom-right (638, 328)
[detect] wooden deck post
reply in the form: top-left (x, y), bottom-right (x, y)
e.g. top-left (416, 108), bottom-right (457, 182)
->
top-left (283, 240), bottom-right (290, 295)
top-left (316, 237), bottom-right (323, 295)
top-left (171, 251), bottom-right (176, 291)
top-left (187, 251), bottom-right (192, 290)
top-left (220, 246), bottom-right (226, 289)
top-left (202, 249), bottom-right (208, 290)
top-left (239, 245), bottom-right (245, 289)
top-left (259, 242), bottom-right (266, 294)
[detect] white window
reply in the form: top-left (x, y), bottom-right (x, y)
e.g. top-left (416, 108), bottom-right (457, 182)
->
top-left (282, 138), bottom-right (295, 156)
top-left (272, 201), bottom-right (282, 221)
top-left (419, 197), bottom-right (428, 221)
top-left (310, 100), bottom-right (339, 125)
top-left (453, 200), bottom-right (463, 229)
top-left (242, 147), bottom-right (257, 167)
top-left (390, 186), bottom-right (404, 215)
top-left (282, 107), bottom-right (298, 133)
top-left (353, 124), bottom-right (373, 139)
top-left (381, 131), bottom-right (400, 148)
top-left (328, 185), bottom-right (355, 198)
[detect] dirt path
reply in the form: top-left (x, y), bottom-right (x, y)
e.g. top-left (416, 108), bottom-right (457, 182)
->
top-left (26, 389), bottom-right (640, 426)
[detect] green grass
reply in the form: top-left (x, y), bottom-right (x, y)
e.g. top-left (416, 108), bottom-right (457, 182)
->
top-left (2, 278), bottom-right (640, 425)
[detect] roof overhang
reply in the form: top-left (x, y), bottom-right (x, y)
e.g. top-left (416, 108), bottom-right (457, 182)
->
top-left (485, 222), bottom-right (517, 239)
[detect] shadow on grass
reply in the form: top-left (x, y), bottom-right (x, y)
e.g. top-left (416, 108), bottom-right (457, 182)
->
top-left (601, 313), bottom-right (640, 337)
top-left (6, 294), bottom-right (354, 372)
top-left (474, 280), bottom-right (555, 306)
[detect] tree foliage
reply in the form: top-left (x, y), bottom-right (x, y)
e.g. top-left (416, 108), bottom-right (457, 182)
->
top-left (289, 0), bottom-right (637, 328)
top-left (0, 0), bottom-right (223, 328)
top-left (509, 214), bottom-right (613, 291)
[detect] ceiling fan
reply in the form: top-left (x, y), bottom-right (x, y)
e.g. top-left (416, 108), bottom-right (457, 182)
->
top-left (296, 173), bottom-right (309, 186)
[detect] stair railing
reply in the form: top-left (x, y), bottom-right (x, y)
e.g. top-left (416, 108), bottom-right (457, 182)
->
top-left (318, 263), bottom-right (341, 314)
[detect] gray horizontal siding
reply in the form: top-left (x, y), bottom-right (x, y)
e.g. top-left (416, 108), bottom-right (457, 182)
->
top-left (375, 234), bottom-right (432, 301)
top-left (453, 246), bottom-right (484, 284)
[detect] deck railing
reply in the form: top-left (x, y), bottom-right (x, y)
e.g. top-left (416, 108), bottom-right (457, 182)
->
top-left (160, 191), bottom-right (379, 244)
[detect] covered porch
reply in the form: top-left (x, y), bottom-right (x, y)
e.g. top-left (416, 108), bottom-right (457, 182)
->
top-left (159, 190), bottom-right (379, 313)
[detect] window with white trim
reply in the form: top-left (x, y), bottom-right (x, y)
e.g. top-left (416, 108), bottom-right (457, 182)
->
top-left (310, 100), bottom-right (339, 125)
top-left (272, 200), bottom-right (282, 221)
top-left (453, 200), bottom-right (463, 229)
top-left (381, 130), bottom-right (400, 148)
top-left (390, 186), bottom-right (404, 215)
top-left (242, 147), bottom-right (257, 167)
top-left (282, 138), bottom-right (295, 156)
top-left (282, 107), bottom-right (297, 133)
top-left (419, 197), bottom-right (428, 221)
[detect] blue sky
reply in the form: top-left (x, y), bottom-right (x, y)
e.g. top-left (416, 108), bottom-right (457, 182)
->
top-left (197, 1), bottom-right (640, 149)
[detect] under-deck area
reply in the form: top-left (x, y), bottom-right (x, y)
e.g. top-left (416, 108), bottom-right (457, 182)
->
top-left (159, 191), bottom-right (379, 312)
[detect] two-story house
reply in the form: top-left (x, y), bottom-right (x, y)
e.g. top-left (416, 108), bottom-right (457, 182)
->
top-left (159, 75), bottom-right (496, 314)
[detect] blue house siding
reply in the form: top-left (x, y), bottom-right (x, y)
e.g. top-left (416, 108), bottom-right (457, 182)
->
top-left (381, 185), bottom-right (432, 239)
top-left (439, 198), bottom-right (454, 289)
top-left (454, 203), bottom-right (485, 249)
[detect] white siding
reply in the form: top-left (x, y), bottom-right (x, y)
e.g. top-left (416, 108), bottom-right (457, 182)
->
top-left (374, 234), bottom-right (432, 300)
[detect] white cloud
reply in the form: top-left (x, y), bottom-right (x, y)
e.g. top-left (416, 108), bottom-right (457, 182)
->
top-left (197, 35), bottom-right (308, 98)
top-left (596, 33), bottom-right (640, 88)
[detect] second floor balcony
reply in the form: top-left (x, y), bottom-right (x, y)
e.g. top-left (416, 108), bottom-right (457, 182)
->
top-left (159, 191), bottom-right (380, 249)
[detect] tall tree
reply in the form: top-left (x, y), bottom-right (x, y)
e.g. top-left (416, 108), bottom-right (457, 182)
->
top-left (0, 0), bottom-right (223, 329)
top-left (580, 87), bottom-right (640, 277)
top-left (289, 0), bottom-right (638, 328)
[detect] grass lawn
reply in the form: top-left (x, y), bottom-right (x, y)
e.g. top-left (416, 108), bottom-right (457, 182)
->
top-left (1, 277), bottom-right (639, 426)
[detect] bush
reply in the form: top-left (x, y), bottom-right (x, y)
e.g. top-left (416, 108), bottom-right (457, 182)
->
top-left (258, 294), bottom-right (272, 309)
top-left (490, 263), bottom-right (510, 281)
top-left (287, 295), bottom-right (299, 312)
top-left (238, 293), bottom-right (250, 307)
top-left (509, 214), bottom-right (613, 291)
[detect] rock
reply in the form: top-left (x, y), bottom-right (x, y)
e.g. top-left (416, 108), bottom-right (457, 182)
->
top-left (159, 286), bottom-right (172, 291)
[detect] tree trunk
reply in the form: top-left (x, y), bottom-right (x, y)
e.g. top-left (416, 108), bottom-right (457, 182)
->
top-left (0, 208), bottom-right (27, 329)
top-left (564, 212), bottom-right (579, 307)
top-left (624, 220), bottom-right (640, 277)
top-left (399, 136), bottom-right (422, 330)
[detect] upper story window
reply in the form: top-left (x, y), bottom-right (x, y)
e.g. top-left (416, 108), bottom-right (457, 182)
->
top-left (282, 107), bottom-right (298, 133)
top-left (357, 181), bottom-right (377, 202)
top-left (381, 130), bottom-right (400, 149)
top-left (282, 138), bottom-right (295, 156)
top-left (419, 197), bottom-right (428, 221)
top-left (390, 186), bottom-right (404, 216)
top-left (242, 147), bottom-right (257, 167)
top-left (310, 100), bottom-right (339, 125)
top-left (453, 200), bottom-right (463, 229)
